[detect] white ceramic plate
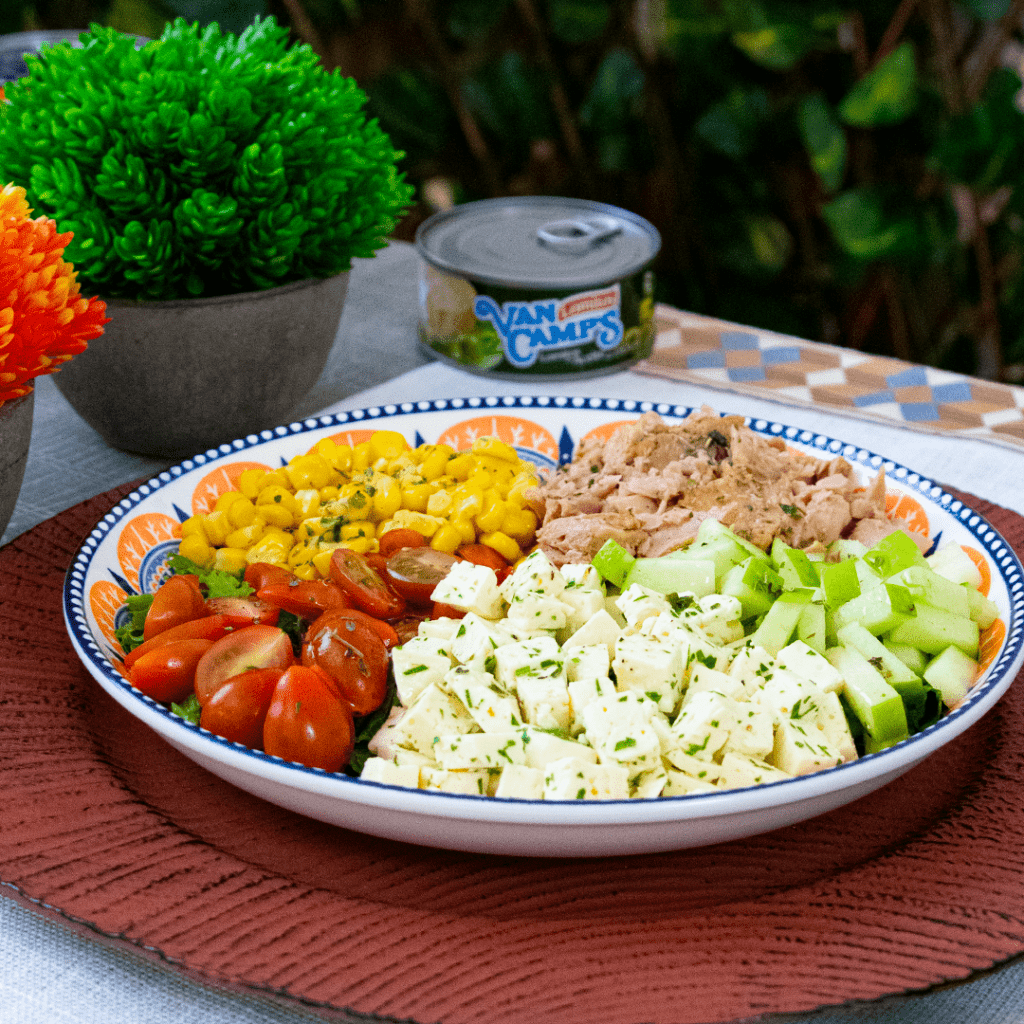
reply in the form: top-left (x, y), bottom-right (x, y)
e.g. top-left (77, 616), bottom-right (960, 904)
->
top-left (64, 396), bottom-right (1024, 857)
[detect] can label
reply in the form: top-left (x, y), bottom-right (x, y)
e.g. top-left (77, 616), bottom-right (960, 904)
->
top-left (419, 266), bottom-right (655, 378)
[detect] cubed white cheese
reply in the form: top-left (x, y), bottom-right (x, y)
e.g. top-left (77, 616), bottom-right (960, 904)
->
top-left (392, 683), bottom-right (478, 756)
top-left (558, 586), bottom-right (607, 636)
top-left (393, 747), bottom-right (436, 768)
top-left (493, 635), bottom-right (562, 690)
top-left (449, 613), bottom-right (512, 670)
top-left (360, 757), bottom-right (422, 789)
top-left (542, 756), bottom-right (630, 800)
top-left (813, 690), bottom-right (859, 764)
top-left (612, 633), bottom-right (685, 714)
top-left (505, 591), bottom-right (571, 633)
top-left (684, 662), bottom-right (745, 703)
top-left (501, 547), bottom-right (566, 602)
top-left (615, 583), bottom-right (671, 627)
top-left (670, 690), bottom-right (736, 762)
top-left (771, 718), bottom-right (842, 775)
top-left (631, 767), bottom-right (669, 799)
top-left (560, 563), bottom-right (605, 593)
top-left (776, 640), bottom-right (845, 693)
top-left (430, 561), bottom-right (505, 619)
top-left (519, 726), bottom-right (598, 770)
top-left (662, 747), bottom-right (722, 784)
top-left (433, 731), bottom-right (527, 770)
top-left (716, 752), bottom-right (791, 789)
top-left (565, 644), bottom-right (611, 682)
top-left (752, 669), bottom-right (827, 725)
top-left (691, 594), bottom-right (744, 644)
top-left (420, 767), bottom-right (492, 796)
top-left (580, 691), bottom-right (662, 767)
top-left (663, 770), bottom-right (719, 796)
top-left (567, 675), bottom-right (615, 735)
top-left (562, 608), bottom-right (622, 658)
top-left (517, 671), bottom-right (572, 732)
top-left (493, 764), bottom-right (545, 800)
top-left (722, 701), bottom-right (775, 759)
top-left (445, 666), bottom-right (524, 732)
top-left (726, 643), bottom-right (778, 697)
top-left (416, 616), bottom-right (463, 645)
top-left (392, 637), bottom-right (453, 705)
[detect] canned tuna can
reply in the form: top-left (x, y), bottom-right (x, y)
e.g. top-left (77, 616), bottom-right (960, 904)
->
top-left (415, 197), bottom-right (661, 380)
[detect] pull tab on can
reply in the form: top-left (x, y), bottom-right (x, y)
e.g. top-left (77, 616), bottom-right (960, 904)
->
top-left (536, 215), bottom-right (622, 254)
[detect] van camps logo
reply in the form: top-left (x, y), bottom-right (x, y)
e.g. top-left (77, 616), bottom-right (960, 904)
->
top-left (473, 285), bottom-right (624, 368)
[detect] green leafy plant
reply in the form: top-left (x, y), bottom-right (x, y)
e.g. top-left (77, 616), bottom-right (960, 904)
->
top-left (0, 15), bottom-right (413, 299)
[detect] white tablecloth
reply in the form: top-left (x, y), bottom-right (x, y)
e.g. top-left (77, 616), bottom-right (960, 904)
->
top-left (3, 241), bottom-right (1024, 1024)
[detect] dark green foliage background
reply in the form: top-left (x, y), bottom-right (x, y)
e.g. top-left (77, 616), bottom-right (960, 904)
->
top-left (8, 0), bottom-right (1024, 377)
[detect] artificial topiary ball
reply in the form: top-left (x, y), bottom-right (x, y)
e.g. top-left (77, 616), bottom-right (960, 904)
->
top-left (0, 17), bottom-right (414, 300)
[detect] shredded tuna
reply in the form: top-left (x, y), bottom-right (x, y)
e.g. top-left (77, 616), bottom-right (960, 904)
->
top-left (526, 407), bottom-right (922, 565)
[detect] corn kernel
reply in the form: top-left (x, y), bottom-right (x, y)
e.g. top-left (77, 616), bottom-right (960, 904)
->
top-left (504, 507), bottom-right (538, 543)
top-left (430, 523), bottom-right (463, 554)
top-left (450, 516), bottom-right (476, 545)
top-left (419, 446), bottom-right (452, 481)
top-left (475, 491), bottom-right (508, 534)
top-left (177, 534), bottom-right (214, 568)
top-left (311, 547), bottom-right (340, 577)
top-left (214, 548), bottom-right (249, 574)
top-left (256, 485), bottom-right (298, 514)
top-left (370, 474), bottom-right (402, 521)
top-left (447, 453), bottom-right (475, 481)
top-left (260, 469), bottom-right (290, 490)
top-left (352, 442), bottom-right (372, 471)
top-left (201, 509), bottom-right (233, 546)
top-left (316, 439), bottom-right (353, 473)
top-left (179, 516), bottom-right (208, 541)
top-left (238, 468), bottom-right (266, 500)
top-left (426, 489), bottom-right (454, 517)
top-left (467, 468), bottom-right (492, 491)
top-left (293, 563), bottom-right (317, 581)
top-left (319, 484), bottom-right (340, 502)
top-left (293, 488), bottom-right (321, 518)
top-left (472, 436), bottom-right (519, 462)
top-left (451, 484), bottom-right (484, 519)
top-left (256, 503), bottom-right (294, 529)
top-left (226, 496), bottom-right (258, 529)
top-left (340, 536), bottom-right (376, 554)
top-left (225, 520), bottom-right (267, 549)
top-left (479, 531), bottom-right (521, 563)
top-left (369, 430), bottom-right (408, 462)
top-left (391, 509), bottom-right (443, 537)
top-left (214, 489), bottom-right (247, 513)
top-left (401, 481), bottom-right (435, 513)
top-left (341, 521), bottom-right (375, 541)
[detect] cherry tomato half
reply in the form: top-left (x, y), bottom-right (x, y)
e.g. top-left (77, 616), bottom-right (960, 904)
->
top-left (194, 624), bottom-right (295, 705)
top-left (205, 595), bottom-right (281, 628)
top-left (123, 613), bottom-right (235, 669)
top-left (256, 579), bottom-right (348, 619)
top-left (143, 573), bottom-right (206, 641)
top-left (243, 563), bottom-right (296, 591)
top-left (302, 612), bottom-right (390, 716)
top-left (131, 638), bottom-right (214, 703)
top-left (457, 543), bottom-right (510, 574)
top-left (384, 547), bottom-right (458, 606)
top-left (200, 667), bottom-right (285, 748)
top-left (263, 665), bottom-right (355, 772)
top-left (306, 606), bottom-right (400, 652)
top-left (329, 548), bottom-right (406, 620)
top-left (378, 528), bottom-right (426, 558)
top-left (431, 601), bottom-right (466, 620)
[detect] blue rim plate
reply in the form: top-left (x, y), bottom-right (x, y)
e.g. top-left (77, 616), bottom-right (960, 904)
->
top-left (62, 397), bottom-right (1024, 857)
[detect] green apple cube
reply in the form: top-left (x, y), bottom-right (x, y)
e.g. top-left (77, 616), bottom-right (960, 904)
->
top-left (922, 645), bottom-right (979, 707)
top-left (623, 557), bottom-right (716, 598)
top-left (926, 542), bottom-right (983, 589)
top-left (888, 603), bottom-right (980, 658)
top-left (592, 539), bottom-right (635, 589)
top-left (963, 586), bottom-right (999, 630)
top-left (888, 566), bottom-right (971, 619)
top-left (751, 589), bottom-right (814, 656)
top-left (831, 582), bottom-right (915, 635)
top-left (827, 645), bottom-right (910, 746)
top-left (819, 558), bottom-right (861, 609)
top-left (863, 529), bottom-right (928, 577)
top-left (668, 535), bottom-right (750, 583)
top-left (770, 538), bottom-right (820, 590)
top-left (721, 557), bottom-right (783, 619)
top-left (884, 640), bottom-right (929, 676)
top-left (797, 601), bottom-right (827, 654)
top-left (694, 518), bottom-right (764, 559)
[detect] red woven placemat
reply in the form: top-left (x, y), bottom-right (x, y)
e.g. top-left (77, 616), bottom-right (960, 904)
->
top-left (2, 481), bottom-right (1024, 1024)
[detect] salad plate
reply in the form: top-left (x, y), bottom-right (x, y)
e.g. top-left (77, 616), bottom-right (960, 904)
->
top-left (63, 395), bottom-right (1024, 858)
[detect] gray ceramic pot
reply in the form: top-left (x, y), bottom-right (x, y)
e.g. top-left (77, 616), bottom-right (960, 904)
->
top-left (53, 272), bottom-right (350, 459)
top-left (0, 391), bottom-right (33, 541)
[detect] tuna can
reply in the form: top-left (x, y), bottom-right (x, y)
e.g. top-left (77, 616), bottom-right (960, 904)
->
top-left (414, 197), bottom-right (661, 380)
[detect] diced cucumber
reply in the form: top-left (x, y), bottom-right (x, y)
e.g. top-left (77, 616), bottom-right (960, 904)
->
top-left (888, 566), bottom-right (971, 619)
top-left (927, 542), bottom-right (983, 589)
top-left (797, 601), bottom-right (827, 654)
top-left (592, 539), bottom-right (635, 589)
top-left (827, 645), bottom-right (910, 748)
top-left (670, 534), bottom-right (750, 582)
top-left (963, 586), bottom-right (999, 630)
top-left (836, 623), bottom-right (942, 732)
top-left (863, 529), bottom-right (928, 577)
top-left (827, 538), bottom-right (868, 562)
top-left (831, 582), bottom-right (915, 635)
top-left (750, 590), bottom-right (814, 656)
top-left (623, 557), bottom-right (715, 598)
top-left (887, 604), bottom-right (980, 658)
top-left (770, 538), bottom-right (820, 590)
top-left (694, 518), bottom-right (764, 559)
top-left (819, 559), bottom-right (861, 609)
top-left (720, 557), bottom-right (783, 620)
top-left (922, 644), bottom-right (979, 707)
top-left (884, 640), bottom-right (928, 676)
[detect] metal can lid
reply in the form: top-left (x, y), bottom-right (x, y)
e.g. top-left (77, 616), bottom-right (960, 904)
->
top-left (415, 196), bottom-right (661, 290)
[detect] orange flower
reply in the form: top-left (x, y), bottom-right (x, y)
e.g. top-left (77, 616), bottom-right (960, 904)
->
top-left (0, 183), bottom-right (108, 406)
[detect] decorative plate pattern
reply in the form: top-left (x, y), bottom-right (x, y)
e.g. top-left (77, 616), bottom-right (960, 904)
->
top-left (62, 397), bottom-right (1024, 858)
